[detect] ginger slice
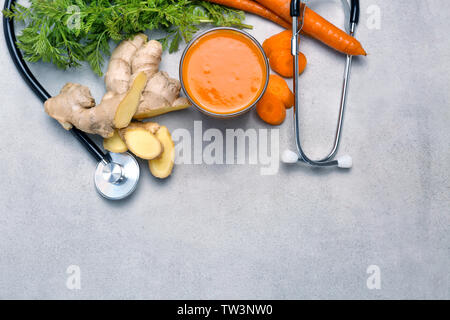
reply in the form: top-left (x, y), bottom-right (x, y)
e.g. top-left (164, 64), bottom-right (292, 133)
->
top-left (148, 126), bottom-right (175, 179)
top-left (122, 127), bottom-right (163, 160)
top-left (113, 72), bottom-right (147, 128)
top-left (103, 129), bottom-right (128, 153)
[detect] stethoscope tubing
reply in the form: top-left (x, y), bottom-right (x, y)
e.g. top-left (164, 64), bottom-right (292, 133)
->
top-left (290, 0), bottom-right (359, 167)
top-left (3, 0), bottom-right (107, 163)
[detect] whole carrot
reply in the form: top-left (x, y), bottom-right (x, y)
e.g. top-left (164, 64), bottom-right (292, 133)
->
top-left (203, 0), bottom-right (291, 29)
top-left (253, 0), bottom-right (367, 56)
top-left (302, 7), bottom-right (366, 55)
top-left (253, 0), bottom-right (291, 22)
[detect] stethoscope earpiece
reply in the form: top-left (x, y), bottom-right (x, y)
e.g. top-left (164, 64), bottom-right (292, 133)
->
top-left (282, 149), bottom-right (300, 164)
top-left (336, 154), bottom-right (353, 169)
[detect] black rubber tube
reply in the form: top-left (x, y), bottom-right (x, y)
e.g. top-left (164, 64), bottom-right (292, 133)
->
top-left (2, 0), bottom-right (107, 163)
top-left (290, 0), bottom-right (302, 17)
top-left (350, 0), bottom-right (360, 24)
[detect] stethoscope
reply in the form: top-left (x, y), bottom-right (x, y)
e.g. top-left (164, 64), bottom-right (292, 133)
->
top-left (3, 0), bottom-right (140, 200)
top-left (282, 0), bottom-right (359, 168)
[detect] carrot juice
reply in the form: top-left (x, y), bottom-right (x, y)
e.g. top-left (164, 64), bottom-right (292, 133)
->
top-left (180, 28), bottom-right (268, 117)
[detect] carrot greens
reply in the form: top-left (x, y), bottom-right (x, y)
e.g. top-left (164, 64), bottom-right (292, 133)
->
top-left (3, 0), bottom-right (250, 75)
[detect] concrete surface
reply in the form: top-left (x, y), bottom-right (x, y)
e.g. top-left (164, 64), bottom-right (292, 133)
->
top-left (0, 0), bottom-right (449, 299)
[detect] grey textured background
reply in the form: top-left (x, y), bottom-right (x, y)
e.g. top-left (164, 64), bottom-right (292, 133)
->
top-left (0, 0), bottom-right (449, 299)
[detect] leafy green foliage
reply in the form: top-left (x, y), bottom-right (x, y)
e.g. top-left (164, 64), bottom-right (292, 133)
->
top-left (4, 0), bottom-right (250, 76)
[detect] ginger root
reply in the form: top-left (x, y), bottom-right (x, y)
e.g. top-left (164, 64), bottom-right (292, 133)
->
top-left (45, 34), bottom-right (190, 138)
top-left (134, 72), bottom-right (190, 119)
top-left (119, 121), bottom-right (160, 137)
top-left (44, 72), bottom-right (146, 138)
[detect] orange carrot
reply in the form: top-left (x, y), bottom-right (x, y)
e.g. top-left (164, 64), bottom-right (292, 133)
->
top-left (203, 0), bottom-right (291, 29)
top-left (270, 50), bottom-right (306, 78)
top-left (256, 91), bottom-right (286, 125)
top-left (253, 0), bottom-right (367, 55)
top-left (253, 0), bottom-right (291, 22)
top-left (266, 74), bottom-right (294, 109)
top-left (262, 30), bottom-right (292, 57)
top-left (302, 7), bottom-right (366, 55)
top-left (262, 30), bottom-right (307, 78)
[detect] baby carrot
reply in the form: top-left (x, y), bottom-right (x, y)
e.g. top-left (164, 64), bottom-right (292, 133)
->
top-left (266, 74), bottom-right (294, 109)
top-left (262, 30), bottom-right (292, 58)
top-left (203, 0), bottom-right (291, 29)
top-left (262, 30), bottom-right (307, 78)
top-left (268, 49), bottom-right (307, 78)
top-left (256, 91), bottom-right (286, 125)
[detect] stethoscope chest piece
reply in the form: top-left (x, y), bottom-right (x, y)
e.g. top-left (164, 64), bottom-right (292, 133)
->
top-left (94, 152), bottom-right (140, 200)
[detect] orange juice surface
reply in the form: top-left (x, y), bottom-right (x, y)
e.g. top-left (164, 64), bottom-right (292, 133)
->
top-left (182, 29), bottom-right (267, 115)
